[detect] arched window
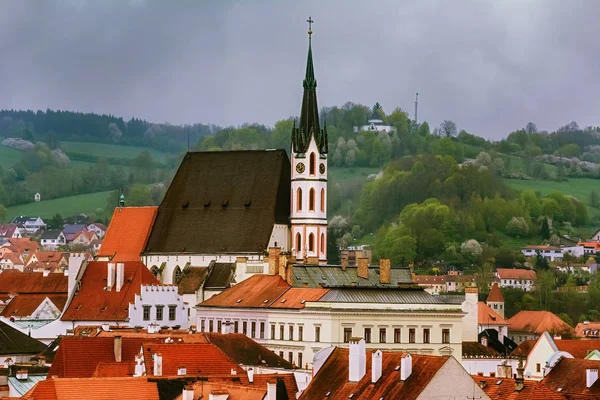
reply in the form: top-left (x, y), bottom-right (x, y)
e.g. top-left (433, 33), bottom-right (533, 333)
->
top-left (310, 153), bottom-right (316, 175)
top-left (320, 188), bottom-right (325, 212)
top-left (296, 233), bottom-right (302, 253)
top-left (320, 233), bottom-right (325, 253)
top-left (151, 266), bottom-right (160, 278)
top-left (173, 266), bottom-right (183, 284)
top-left (297, 188), bottom-right (303, 211)
top-left (309, 233), bottom-right (314, 252)
top-left (309, 188), bottom-right (315, 211)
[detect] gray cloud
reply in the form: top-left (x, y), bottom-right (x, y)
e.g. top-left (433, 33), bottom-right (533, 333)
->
top-left (1, 0), bottom-right (599, 138)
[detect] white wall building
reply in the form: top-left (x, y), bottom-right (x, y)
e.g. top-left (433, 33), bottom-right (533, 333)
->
top-left (353, 119), bottom-right (396, 134)
top-left (495, 268), bottom-right (536, 291)
top-left (128, 284), bottom-right (188, 329)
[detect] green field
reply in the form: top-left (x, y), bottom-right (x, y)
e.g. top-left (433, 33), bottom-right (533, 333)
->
top-left (6, 190), bottom-right (114, 220)
top-left (60, 141), bottom-right (168, 162)
top-left (0, 146), bottom-right (24, 169)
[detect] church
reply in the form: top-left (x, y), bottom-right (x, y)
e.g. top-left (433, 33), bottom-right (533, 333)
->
top-left (141, 23), bottom-right (328, 285)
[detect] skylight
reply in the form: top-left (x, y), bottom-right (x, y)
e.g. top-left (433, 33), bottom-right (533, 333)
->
top-left (281, 299), bottom-right (286, 303)
top-left (236, 299), bottom-right (242, 303)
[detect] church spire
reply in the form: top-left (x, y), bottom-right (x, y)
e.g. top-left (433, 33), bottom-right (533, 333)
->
top-left (292, 16), bottom-right (328, 155)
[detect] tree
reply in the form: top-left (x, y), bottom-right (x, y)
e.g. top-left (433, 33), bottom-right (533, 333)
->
top-left (535, 252), bottom-right (550, 270)
top-left (0, 205), bottom-right (6, 223)
top-left (525, 122), bottom-right (537, 135)
top-left (269, 119), bottom-right (294, 150)
top-left (108, 122), bottom-right (123, 143)
top-left (127, 184), bottom-right (153, 206)
top-left (540, 217), bottom-right (551, 239)
top-left (439, 120), bottom-right (457, 138)
top-left (460, 239), bottom-right (483, 262)
top-left (418, 121), bottom-right (430, 136)
top-left (49, 213), bottom-right (64, 230)
top-left (506, 217), bottom-right (529, 237)
top-left (590, 191), bottom-right (600, 208)
top-left (475, 262), bottom-right (494, 295)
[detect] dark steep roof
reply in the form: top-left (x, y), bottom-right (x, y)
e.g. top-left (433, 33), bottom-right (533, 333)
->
top-left (0, 320), bottom-right (46, 355)
top-left (204, 262), bottom-right (235, 289)
top-left (145, 150), bottom-right (291, 254)
top-left (41, 230), bottom-right (63, 240)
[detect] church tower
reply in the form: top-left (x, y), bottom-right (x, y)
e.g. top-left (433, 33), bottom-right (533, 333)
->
top-left (290, 17), bottom-right (328, 263)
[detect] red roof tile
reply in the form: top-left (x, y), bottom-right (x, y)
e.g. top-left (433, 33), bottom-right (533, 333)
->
top-left (23, 377), bottom-right (159, 400)
top-left (0, 254), bottom-right (23, 265)
top-left (300, 348), bottom-right (449, 400)
top-left (508, 311), bottom-right (574, 336)
top-left (27, 252), bottom-right (63, 265)
top-left (575, 322), bottom-right (600, 339)
top-left (542, 358), bottom-right (600, 395)
top-left (61, 261), bottom-right (159, 321)
top-left (5, 238), bottom-right (40, 254)
top-left (478, 302), bottom-right (509, 326)
top-left (183, 382), bottom-right (266, 400)
top-left (496, 268), bottom-right (536, 281)
top-left (97, 207), bottom-right (157, 262)
top-left (554, 339), bottom-right (600, 359)
top-left (487, 282), bottom-right (504, 302)
top-left (0, 271), bottom-right (67, 294)
top-left (206, 333), bottom-right (293, 369)
top-left (176, 267), bottom-right (208, 295)
top-left (510, 340), bottom-right (537, 357)
top-left (1, 294), bottom-right (67, 317)
top-left (523, 245), bottom-right (562, 251)
top-left (92, 361), bottom-right (135, 377)
top-left (200, 274), bottom-right (328, 309)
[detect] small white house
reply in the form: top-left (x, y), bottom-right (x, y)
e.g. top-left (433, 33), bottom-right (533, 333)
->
top-left (11, 217), bottom-right (46, 234)
top-left (353, 119), bottom-right (396, 134)
top-left (40, 230), bottom-right (66, 250)
top-left (128, 284), bottom-right (189, 329)
top-left (34, 193), bottom-right (41, 202)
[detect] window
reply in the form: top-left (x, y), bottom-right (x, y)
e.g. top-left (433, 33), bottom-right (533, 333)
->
top-left (150, 266), bottom-right (160, 277)
top-left (394, 328), bottom-right (401, 343)
top-left (536, 363), bottom-right (541, 373)
top-left (234, 321), bottom-right (239, 333)
top-left (143, 306), bottom-right (151, 321)
top-left (200, 320), bottom-right (205, 332)
top-left (379, 328), bottom-right (387, 343)
top-left (296, 233), bottom-right (302, 253)
top-left (297, 188), bottom-right (303, 211)
top-left (310, 152), bottom-right (316, 175)
top-left (493, 304), bottom-right (498, 309)
top-left (289, 325), bottom-right (294, 341)
top-left (298, 353), bottom-right (303, 369)
top-left (364, 328), bottom-right (372, 343)
top-left (279, 351), bottom-right (284, 358)
top-left (423, 328), bottom-right (430, 344)
top-left (251, 322), bottom-right (256, 338)
top-left (409, 328), bottom-right (416, 343)
top-left (344, 328), bottom-right (352, 343)
top-left (299, 326), bottom-right (303, 341)
top-left (442, 329), bottom-right (450, 344)
top-left (169, 306), bottom-right (176, 321)
top-left (217, 320), bottom-right (222, 333)
top-left (271, 324), bottom-right (275, 339)
top-left (209, 320), bottom-right (214, 332)
top-left (320, 189), bottom-right (325, 212)
top-left (320, 233), bottom-right (325, 253)
top-left (260, 322), bottom-right (265, 339)
top-left (243, 321), bottom-right (248, 335)
top-left (156, 306), bottom-right (163, 321)
top-left (173, 266), bottom-right (183, 284)
top-left (309, 188), bottom-right (315, 211)
top-left (315, 326), bottom-right (321, 342)
top-left (280, 325), bottom-right (285, 340)
top-left (289, 352), bottom-right (294, 364)
top-left (309, 234), bottom-right (314, 252)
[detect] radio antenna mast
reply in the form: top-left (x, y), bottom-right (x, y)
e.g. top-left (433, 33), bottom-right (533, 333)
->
top-left (414, 92), bottom-right (419, 124)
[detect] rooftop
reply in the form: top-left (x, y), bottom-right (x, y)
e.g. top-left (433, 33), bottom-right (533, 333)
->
top-left (487, 282), bottom-right (504, 303)
top-left (22, 377), bottom-right (159, 400)
top-left (0, 320), bottom-right (46, 356)
top-left (1, 294), bottom-right (67, 318)
top-left (542, 357), bottom-right (600, 395)
top-left (291, 264), bottom-right (414, 288)
top-left (496, 268), bottom-right (536, 281)
top-left (0, 271), bottom-right (67, 294)
top-left (478, 302), bottom-right (509, 326)
top-left (507, 311), bottom-right (574, 336)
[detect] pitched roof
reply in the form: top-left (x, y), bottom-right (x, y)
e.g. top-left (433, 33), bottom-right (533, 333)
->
top-left (73, 231), bottom-right (96, 241)
top-left (97, 207), bottom-right (157, 262)
top-left (176, 267), bottom-right (208, 294)
top-left (0, 225), bottom-right (20, 238)
top-left (92, 362), bottom-right (135, 377)
top-left (204, 262), bottom-right (235, 289)
top-left (0, 271), bottom-right (67, 294)
top-left (48, 336), bottom-right (147, 378)
top-left (62, 224), bottom-right (88, 234)
top-left (207, 333), bottom-right (293, 369)
top-left (478, 302), bottom-right (509, 325)
top-left (462, 341), bottom-right (500, 357)
top-left (487, 282), bottom-right (504, 302)
top-left (522, 245), bottom-right (562, 251)
top-left (1, 294), bottom-right (67, 317)
top-left (508, 311), bottom-right (574, 335)
top-left (542, 358), bottom-right (600, 395)
top-left (28, 252), bottom-right (63, 264)
top-left (553, 339), bottom-right (600, 359)
top-left (144, 150), bottom-right (291, 254)
top-left (576, 322), bottom-right (600, 338)
top-left (496, 268), bottom-right (537, 280)
top-left (300, 348), bottom-right (449, 400)
top-left (291, 264), bottom-right (414, 288)
top-left (22, 377), bottom-right (159, 400)
top-left (473, 377), bottom-right (564, 400)
top-left (0, 254), bottom-right (24, 265)
top-left (0, 320), bottom-right (46, 355)
top-left (41, 230), bottom-right (63, 240)
top-left (510, 340), bottom-right (537, 357)
top-left (61, 261), bottom-right (159, 321)
top-left (5, 238), bottom-right (40, 254)
top-left (12, 216), bottom-right (41, 224)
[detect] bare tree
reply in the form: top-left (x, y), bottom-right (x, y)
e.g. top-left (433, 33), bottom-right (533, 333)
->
top-left (439, 120), bottom-right (457, 138)
top-left (525, 122), bottom-right (537, 134)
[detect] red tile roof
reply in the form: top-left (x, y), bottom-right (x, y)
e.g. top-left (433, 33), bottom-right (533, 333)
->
top-left (176, 267), bottom-right (208, 295)
top-left (523, 245), bottom-right (562, 251)
top-left (206, 333), bottom-right (293, 369)
top-left (97, 207), bottom-right (157, 262)
top-left (73, 231), bottom-right (97, 242)
top-left (478, 302), bottom-right (509, 326)
top-left (48, 336), bottom-right (147, 378)
top-left (473, 376), bottom-right (577, 400)
top-left (0, 254), bottom-right (23, 265)
top-left (0, 271), bottom-right (67, 294)
top-left (5, 238), bottom-right (40, 254)
top-left (1, 294), bottom-right (67, 317)
top-left (27, 252), bottom-right (63, 265)
top-left (61, 261), bottom-right (159, 321)
top-left (487, 282), bottom-right (504, 302)
top-left (182, 382), bottom-right (266, 400)
top-left (92, 362), bottom-right (135, 377)
top-left (542, 358), bottom-right (600, 395)
top-left (511, 340), bottom-right (537, 357)
top-left (553, 339), bottom-right (600, 359)
top-left (508, 311), bottom-right (574, 336)
top-left (23, 377), bottom-right (159, 400)
top-left (300, 348), bottom-right (449, 400)
top-left (496, 268), bottom-right (536, 281)
top-left (200, 274), bottom-right (328, 309)
top-left (575, 322), bottom-right (600, 338)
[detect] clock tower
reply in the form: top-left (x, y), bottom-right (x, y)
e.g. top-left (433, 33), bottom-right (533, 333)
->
top-left (290, 17), bottom-right (328, 263)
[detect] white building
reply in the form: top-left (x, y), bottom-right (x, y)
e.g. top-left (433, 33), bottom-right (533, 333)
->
top-left (495, 268), bottom-right (536, 291)
top-left (11, 217), bottom-right (46, 234)
top-left (40, 230), bottom-right (66, 250)
top-left (353, 119), bottom-right (396, 134)
top-left (128, 284), bottom-right (188, 329)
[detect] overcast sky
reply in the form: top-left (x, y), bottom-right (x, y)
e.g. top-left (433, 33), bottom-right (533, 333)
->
top-left (1, 1), bottom-right (599, 139)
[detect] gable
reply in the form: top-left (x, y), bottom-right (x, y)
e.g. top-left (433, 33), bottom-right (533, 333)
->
top-left (418, 357), bottom-right (488, 399)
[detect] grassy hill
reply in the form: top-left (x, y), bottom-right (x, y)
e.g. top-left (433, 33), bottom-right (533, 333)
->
top-left (6, 190), bottom-right (114, 220)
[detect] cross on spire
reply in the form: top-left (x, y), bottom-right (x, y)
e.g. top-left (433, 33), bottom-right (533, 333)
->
top-left (307, 16), bottom-right (314, 36)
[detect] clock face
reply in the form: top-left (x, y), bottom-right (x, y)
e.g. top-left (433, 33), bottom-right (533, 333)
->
top-left (296, 162), bottom-right (305, 174)
top-left (319, 163), bottom-right (326, 174)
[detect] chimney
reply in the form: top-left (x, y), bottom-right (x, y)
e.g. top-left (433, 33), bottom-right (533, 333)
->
top-left (178, 366), bottom-right (187, 376)
top-left (113, 336), bottom-right (122, 363)
top-left (116, 262), bottom-right (124, 292)
top-left (400, 353), bottom-right (412, 381)
top-left (134, 353), bottom-right (145, 377)
top-left (153, 353), bottom-right (162, 376)
top-left (182, 385), bottom-right (195, 400)
top-left (587, 368), bottom-right (598, 388)
top-left (341, 258), bottom-right (348, 271)
top-left (266, 380), bottom-right (277, 400)
top-left (349, 338), bottom-right (366, 382)
top-left (43, 269), bottom-right (50, 277)
top-left (107, 262), bottom-right (115, 289)
top-left (16, 369), bottom-right (28, 380)
top-left (379, 258), bottom-right (391, 284)
top-left (286, 262), bottom-right (294, 284)
top-left (514, 357), bottom-right (524, 392)
top-left (248, 367), bottom-right (254, 383)
top-left (357, 258), bottom-right (369, 279)
top-left (371, 350), bottom-right (382, 383)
